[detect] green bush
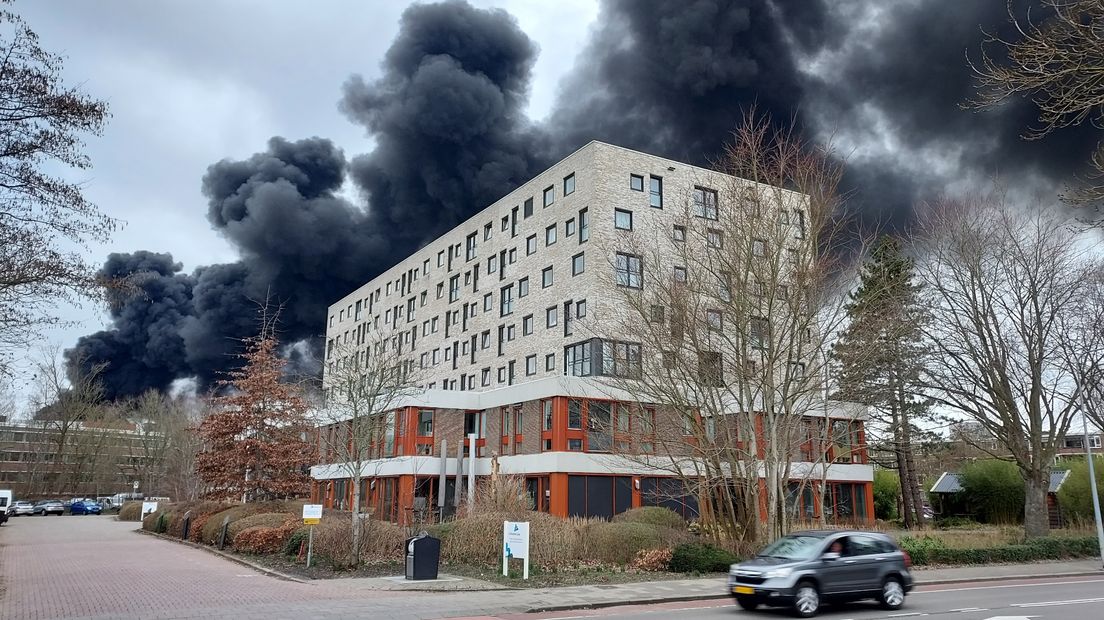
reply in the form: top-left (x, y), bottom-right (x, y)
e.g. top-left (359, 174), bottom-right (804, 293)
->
top-left (117, 501), bottom-right (143, 521)
top-left (589, 522), bottom-right (666, 565)
top-left (899, 535), bottom-right (1099, 565)
top-left (227, 512), bottom-right (293, 542)
top-left (1057, 456), bottom-right (1104, 521)
top-left (284, 527), bottom-right (310, 555)
top-left (960, 460), bottom-right (1024, 524)
top-left (199, 500), bottom-right (305, 544)
top-left (668, 543), bottom-right (739, 573)
top-left (873, 470), bottom-right (900, 521)
top-left (613, 507), bottom-right (686, 530)
top-left (935, 516), bottom-right (983, 530)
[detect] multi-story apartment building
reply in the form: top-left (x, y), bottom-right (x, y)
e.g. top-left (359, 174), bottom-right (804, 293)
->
top-left (311, 141), bottom-right (874, 524)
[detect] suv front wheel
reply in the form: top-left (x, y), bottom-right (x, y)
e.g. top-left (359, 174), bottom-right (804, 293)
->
top-left (878, 577), bottom-right (905, 610)
top-left (792, 581), bottom-right (820, 617)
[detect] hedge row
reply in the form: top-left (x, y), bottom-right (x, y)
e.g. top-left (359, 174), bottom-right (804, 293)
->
top-left (900, 535), bottom-right (1099, 565)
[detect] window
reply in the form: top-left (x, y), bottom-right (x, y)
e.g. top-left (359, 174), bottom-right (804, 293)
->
top-left (568, 399), bottom-right (583, 428)
top-left (524, 197), bottom-right (534, 218)
top-left (526, 234), bottom-right (537, 255)
top-left (650, 305), bottom-right (665, 323)
top-left (649, 175), bottom-right (663, 208)
top-left (543, 185), bottom-right (554, 207)
top-left (563, 173), bottom-right (575, 196)
top-left (615, 253), bottom-right (643, 288)
top-left (698, 351), bottom-right (723, 387)
top-left (630, 174), bottom-right (644, 191)
top-left (565, 341), bottom-right (593, 377)
top-left (418, 410), bottom-right (433, 436)
top-left (546, 306), bottom-right (558, 327)
top-left (602, 340), bottom-right (642, 378)
top-left (693, 186), bottom-right (718, 219)
top-left (488, 255), bottom-right (498, 274)
top-left (575, 299), bottom-right (586, 318)
top-left (707, 229), bottom-right (723, 249)
top-left (501, 215), bottom-right (509, 232)
top-left (542, 399), bottom-right (554, 430)
top-left (750, 317), bottom-right (769, 349)
top-left (579, 208), bottom-right (589, 243)
top-left (614, 209), bottom-right (633, 230)
top-left (672, 225), bottom-right (686, 242)
top-left (545, 353), bottom-right (556, 371)
top-left (526, 354), bottom-right (537, 375)
top-left (483, 293), bottom-right (493, 312)
top-left (481, 330), bottom-right (490, 349)
top-left (466, 233), bottom-right (477, 261)
top-left (565, 217), bottom-right (576, 237)
top-left (484, 222), bottom-right (492, 240)
top-left (790, 362), bottom-right (806, 381)
top-left (518, 277), bottom-right (529, 298)
top-left (674, 266), bottom-right (687, 282)
top-left (753, 238), bottom-right (767, 257)
top-left (449, 275), bottom-right (460, 302)
top-left (795, 209), bottom-right (806, 239)
top-left (482, 368), bottom-right (491, 386)
top-left (523, 314), bottom-right (534, 335)
top-left (542, 266), bottom-right (554, 288)
top-left (780, 210), bottom-right (790, 224)
top-left (707, 309), bottom-right (723, 331)
top-left (498, 367), bottom-right (506, 382)
top-left (436, 282), bottom-right (444, 299)
top-left (568, 438), bottom-right (583, 451)
top-left (545, 224), bottom-right (557, 246)
top-left (572, 252), bottom-right (585, 276)
top-left (500, 284), bottom-right (514, 317)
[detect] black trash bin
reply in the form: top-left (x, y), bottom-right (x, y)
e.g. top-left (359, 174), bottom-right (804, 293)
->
top-left (404, 531), bottom-right (440, 580)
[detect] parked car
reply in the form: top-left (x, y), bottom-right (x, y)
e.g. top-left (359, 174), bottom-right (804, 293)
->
top-left (33, 500), bottom-right (65, 516)
top-left (9, 501), bottom-right (35, 516)
top-left (728, 530), bottom-right (913, 617)
top-left (0, 489), bottom-right (11, 524)
top-left (70, 500), bottom-right (103, 515)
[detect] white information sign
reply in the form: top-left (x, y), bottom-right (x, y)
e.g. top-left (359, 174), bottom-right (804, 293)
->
top-left (141, 501), bottom-right (158, 517)
top-left (502, 520), bottom-right (530, 579)
top-left (302, 504), bottom-right (323, 525)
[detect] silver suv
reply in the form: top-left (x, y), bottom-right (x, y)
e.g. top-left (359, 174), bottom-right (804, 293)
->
top-left (728, 530), bottom-right (913, 617)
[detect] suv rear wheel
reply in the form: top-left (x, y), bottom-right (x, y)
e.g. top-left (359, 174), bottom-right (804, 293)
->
top-left (878, 576), bottom-right (905, 610)
top-left (792, 581), bottom-right (819, 617)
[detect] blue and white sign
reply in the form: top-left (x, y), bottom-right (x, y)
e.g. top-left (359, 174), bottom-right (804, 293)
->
top-left (502, 520), bottom-right (530, 579)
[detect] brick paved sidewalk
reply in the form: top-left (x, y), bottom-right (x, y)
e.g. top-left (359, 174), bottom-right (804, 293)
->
top-left (1, 516), bottom-right (1100, 620)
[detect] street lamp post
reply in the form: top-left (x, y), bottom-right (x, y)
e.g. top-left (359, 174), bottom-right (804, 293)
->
top-left (1082, 414), bottom-right (1104, 569)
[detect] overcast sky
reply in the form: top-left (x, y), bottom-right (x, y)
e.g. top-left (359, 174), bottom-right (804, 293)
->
top-left (10, 0), bottom-right (597, 393)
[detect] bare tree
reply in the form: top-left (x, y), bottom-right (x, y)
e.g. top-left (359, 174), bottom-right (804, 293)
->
top-left (967, 1), bottom-right (1104, 203)
top-left (0, 6), bottom-right (117, 373)
top-left (913, 195), bottom-right (1104, 538)
top-left (317, 328), bottom-right (422, 565)
top-left (596, 113), bottom-right (866, 543)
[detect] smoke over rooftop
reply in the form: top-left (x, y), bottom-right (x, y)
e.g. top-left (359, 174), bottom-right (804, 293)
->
top-left (67, 0), bottom-right (1102, 399)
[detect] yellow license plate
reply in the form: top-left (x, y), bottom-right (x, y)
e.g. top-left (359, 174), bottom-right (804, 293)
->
top-left (733, 586), bottom-right (754, 595)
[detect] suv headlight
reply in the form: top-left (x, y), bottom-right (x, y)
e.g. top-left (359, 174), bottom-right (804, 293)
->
top-left (764, 567), bottom-right (793, 579)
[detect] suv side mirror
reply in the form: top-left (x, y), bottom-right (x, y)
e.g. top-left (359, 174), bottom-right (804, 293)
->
top-left (821, 552), bottom-right (841, 561)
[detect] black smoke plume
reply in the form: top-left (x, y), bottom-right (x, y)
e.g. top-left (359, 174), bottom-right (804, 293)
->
top-left (69, 0), bottom-right (1102, 398)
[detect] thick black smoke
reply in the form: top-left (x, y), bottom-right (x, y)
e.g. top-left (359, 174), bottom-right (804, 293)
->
top-left (69, 0), bottom-right (1102, 398)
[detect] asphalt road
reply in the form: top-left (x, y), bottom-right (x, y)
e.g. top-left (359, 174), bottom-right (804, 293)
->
top-left (517, 575), bottom-right (1104, 620)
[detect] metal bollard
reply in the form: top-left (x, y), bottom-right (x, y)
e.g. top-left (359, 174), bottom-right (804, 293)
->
top-left (218, 515), bottom-right (230, 550)
top-left (181, 511), bottom-right (192, 541)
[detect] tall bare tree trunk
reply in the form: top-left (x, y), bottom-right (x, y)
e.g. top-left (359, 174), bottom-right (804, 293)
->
top-left (1024, 469), bottom-right (1050, 538)
top-left (899, 403), bottom-right (926, 527)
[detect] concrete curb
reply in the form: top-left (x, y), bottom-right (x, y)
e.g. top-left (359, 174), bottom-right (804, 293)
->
top-left (524, 569), bottom-right (1104, 613)
top-left (136, 529), bottom-right (310, 584)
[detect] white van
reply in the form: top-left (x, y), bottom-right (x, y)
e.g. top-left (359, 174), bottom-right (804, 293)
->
top-left (0, 489), bottom-right (12, 524)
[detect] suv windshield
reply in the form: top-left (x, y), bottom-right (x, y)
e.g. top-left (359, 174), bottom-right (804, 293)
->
top-left (757, 535), bottom-right (826, 561)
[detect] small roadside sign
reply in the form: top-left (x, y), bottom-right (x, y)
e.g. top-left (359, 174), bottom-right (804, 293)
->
top-left (141, 501), bottom-right (158, 517)
top-left (133, 481), bottom-right (139, 491)
top-left (302, 504), bottom-right (322, 525)
top-left (502, 520), bottom-right (530, 579)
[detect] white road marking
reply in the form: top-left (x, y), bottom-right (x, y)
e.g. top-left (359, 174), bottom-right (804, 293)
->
top-left (1013, 596), bottom-right (1104, 607)
top-left (915, 578), bottom-right (1104, 594)
top-left (949, 608), bottom-right (987, 612)
top-left (887, 613), bottom-right (927, 618)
